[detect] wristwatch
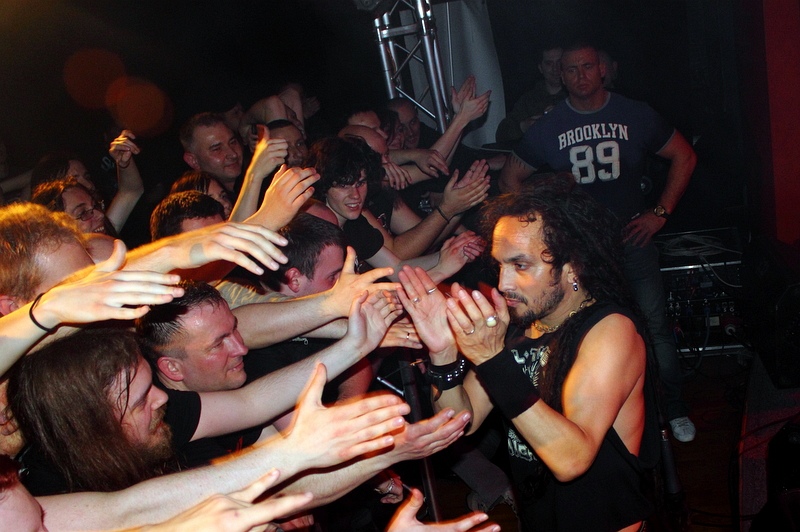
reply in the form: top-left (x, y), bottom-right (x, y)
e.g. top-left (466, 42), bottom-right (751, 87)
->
top-left (653, 205), bottom-right (670, 219)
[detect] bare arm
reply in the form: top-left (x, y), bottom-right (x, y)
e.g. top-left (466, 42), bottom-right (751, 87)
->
top-left (39, 364), bottom-right (409, 531)
top-left (271, 406), bottom-right (470, 507)
top-left (228, 126), bottom-right (289, 223)
top-left (194, 292), bottom-right (401, 439)
top-left (105, 130), bottom-right (145, 232)
top-left (233, 248), bottom-right (397, 348)
top-left (432, 77), bottom-right (490, 165)
top-left (0, 241), bottom-right (181, 376)
top-left (387, 161), bottom-right (489, 259)
top-left (124, 222), bottom-right (288, 277)
top-left (624, 131), bottom-right (697, 247)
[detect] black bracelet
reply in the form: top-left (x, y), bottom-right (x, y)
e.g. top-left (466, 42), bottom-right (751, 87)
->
top-left (474, 349), bottom-right (540, 419)
top-left (435, 205), bottom-right (452, 223)
top-left (426, 356), bottom-right (467, 396)
top-left (29, 293), bottom-right (55, 333)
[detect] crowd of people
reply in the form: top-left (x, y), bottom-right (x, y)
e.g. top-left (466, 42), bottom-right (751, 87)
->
top-left (0, 42), bottom-right (696, 532)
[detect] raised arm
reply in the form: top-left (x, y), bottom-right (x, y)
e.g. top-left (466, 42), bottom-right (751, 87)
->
top-left (233, 247), bottom-right (397, 348)
top-left (241, 164), bottom-right (318, 230)
top-left (432, 77), bottom-right (490, 165)
top-left (396, 267), bottom-right (493, 431)
top-left (106, 130), bottom-right (145, 232)
top-left (193, 290), bottom-right (402, 439)
top-left (228, 126), bottom-right (289, 222)
top-left (0, 241), bottom-right (181, 376)
top-left (385, 161), bottom-right (490, 259)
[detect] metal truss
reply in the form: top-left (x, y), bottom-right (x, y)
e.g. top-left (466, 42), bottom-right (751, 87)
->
top-left (371, 0), bottom-right (450, 132)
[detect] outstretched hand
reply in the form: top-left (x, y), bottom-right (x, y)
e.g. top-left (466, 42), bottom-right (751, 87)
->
top-left (387, 489), bottom-right (499, 532)
top-left (248, 125), bottom-right (289, 181)
top-left (342, 290), bottom-right (403, 358)
top-left (37, 240), bottom-right (183, 327)
top-left (284, 364), bottom-right (410, 469)
top-left (324, 246), bottom-right (398, 318)
top-left (439, 160), bottom-right (490, 219)
top-left (108, 129), bottom-right (140, 169)
top-left (390, 407), bottom-right (470, 462)
top-left (397, 266), bottom-right (454, 356)
top-left (250, 163), bottom-right (319, 231)
top-left (150, 221), bottom-right (288, 275)
top-left (451, 75), bottom-right (476, 115)
top-left (141, 469), bottom-right (314, 532)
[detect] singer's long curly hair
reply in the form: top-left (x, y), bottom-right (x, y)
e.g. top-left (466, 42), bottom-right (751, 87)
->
top-left (479, 173), bottom-right (643, 411)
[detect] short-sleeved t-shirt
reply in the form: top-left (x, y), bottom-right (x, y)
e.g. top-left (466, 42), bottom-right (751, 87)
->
top-left (514, 92), bottom-right (674, 221)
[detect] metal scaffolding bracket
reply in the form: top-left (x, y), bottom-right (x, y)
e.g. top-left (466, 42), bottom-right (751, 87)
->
top-left (371, 0), bottom-right (450, 132)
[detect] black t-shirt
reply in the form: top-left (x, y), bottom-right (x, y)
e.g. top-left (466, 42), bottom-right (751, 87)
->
top-left (501, 303), bottom-right (654, 531)
top-left (246, 336), bottom-right (340, 404)
top-left (342, 214), bottom-right (384, 264)
top-left (160, 384), bottom-right (262, 469)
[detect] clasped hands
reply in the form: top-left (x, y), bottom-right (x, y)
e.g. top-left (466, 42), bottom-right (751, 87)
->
top-left (396, 266), bottom-right (507, 366)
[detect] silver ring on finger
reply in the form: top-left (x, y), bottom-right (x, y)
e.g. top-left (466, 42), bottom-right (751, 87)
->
top-left (464, 327), bottom-right (476, 335)
top-left (426, 287), bottom-right (437, 294)
top-left (412, 297), bottom-right (421, 303)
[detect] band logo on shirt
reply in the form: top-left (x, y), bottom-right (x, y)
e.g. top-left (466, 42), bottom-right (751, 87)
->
top-left (558, 123), bottom-right (628, 150)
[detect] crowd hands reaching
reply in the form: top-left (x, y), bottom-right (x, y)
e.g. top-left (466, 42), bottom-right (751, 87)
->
top-left (0, 75), bottom-right (507, 531)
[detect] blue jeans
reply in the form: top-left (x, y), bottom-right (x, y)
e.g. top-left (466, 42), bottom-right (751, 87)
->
top-left (624, 242), bottom-right (688, 420)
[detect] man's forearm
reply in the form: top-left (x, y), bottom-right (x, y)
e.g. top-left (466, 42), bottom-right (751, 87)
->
top-left (274, 450), bottom-right (395, 507)
top-left (234, 294), bottom-right (341, 348)
top-left (40, 438), bottom-right (307, 531)
top-left (659, 155), bottom-right (696, 213)
top-left (393, 211), bottom-right (450, 260)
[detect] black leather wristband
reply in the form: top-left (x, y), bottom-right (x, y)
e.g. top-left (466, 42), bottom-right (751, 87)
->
top-left (474, 350), bottom-right (540, 419)
top-left (426, 356), bottom-right (467, 392)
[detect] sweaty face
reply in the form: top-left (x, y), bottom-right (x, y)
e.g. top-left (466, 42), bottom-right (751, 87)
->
top-left (172, 302), bottom-right (248, 392)
top-left (325, 172), bottom-right (368, 225)
top-left (66, 160), bottom-right (95, 191)
top-left (113, 357), bottom-right (171, 457)
top-left (560, 48), bottom-right (606, 104)
top-left (294, 244), bottom-right (345, 298)
top-left (270, 124), bottom-right (308, 167)
top-left (492, 216), bottom-right (566, 330)
top-left (205, 179), bottom-right (233, 219)
top-left (186, 123), bottom-right (243, 188)
top-left (395, 102), bottom-right (420, 149)
top-left (61, 186), bottom-right (107, 234)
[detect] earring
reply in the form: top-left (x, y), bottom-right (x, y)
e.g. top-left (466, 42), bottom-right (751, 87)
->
top-left (572, 280), bottom-right (579, 292)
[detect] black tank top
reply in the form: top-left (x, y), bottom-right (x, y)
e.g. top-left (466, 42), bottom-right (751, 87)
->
top-left (503, 302), bottom-right (654, 531)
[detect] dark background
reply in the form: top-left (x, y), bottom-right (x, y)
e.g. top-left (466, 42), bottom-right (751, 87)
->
top-left (0, 0), bottom-right (750, 234)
